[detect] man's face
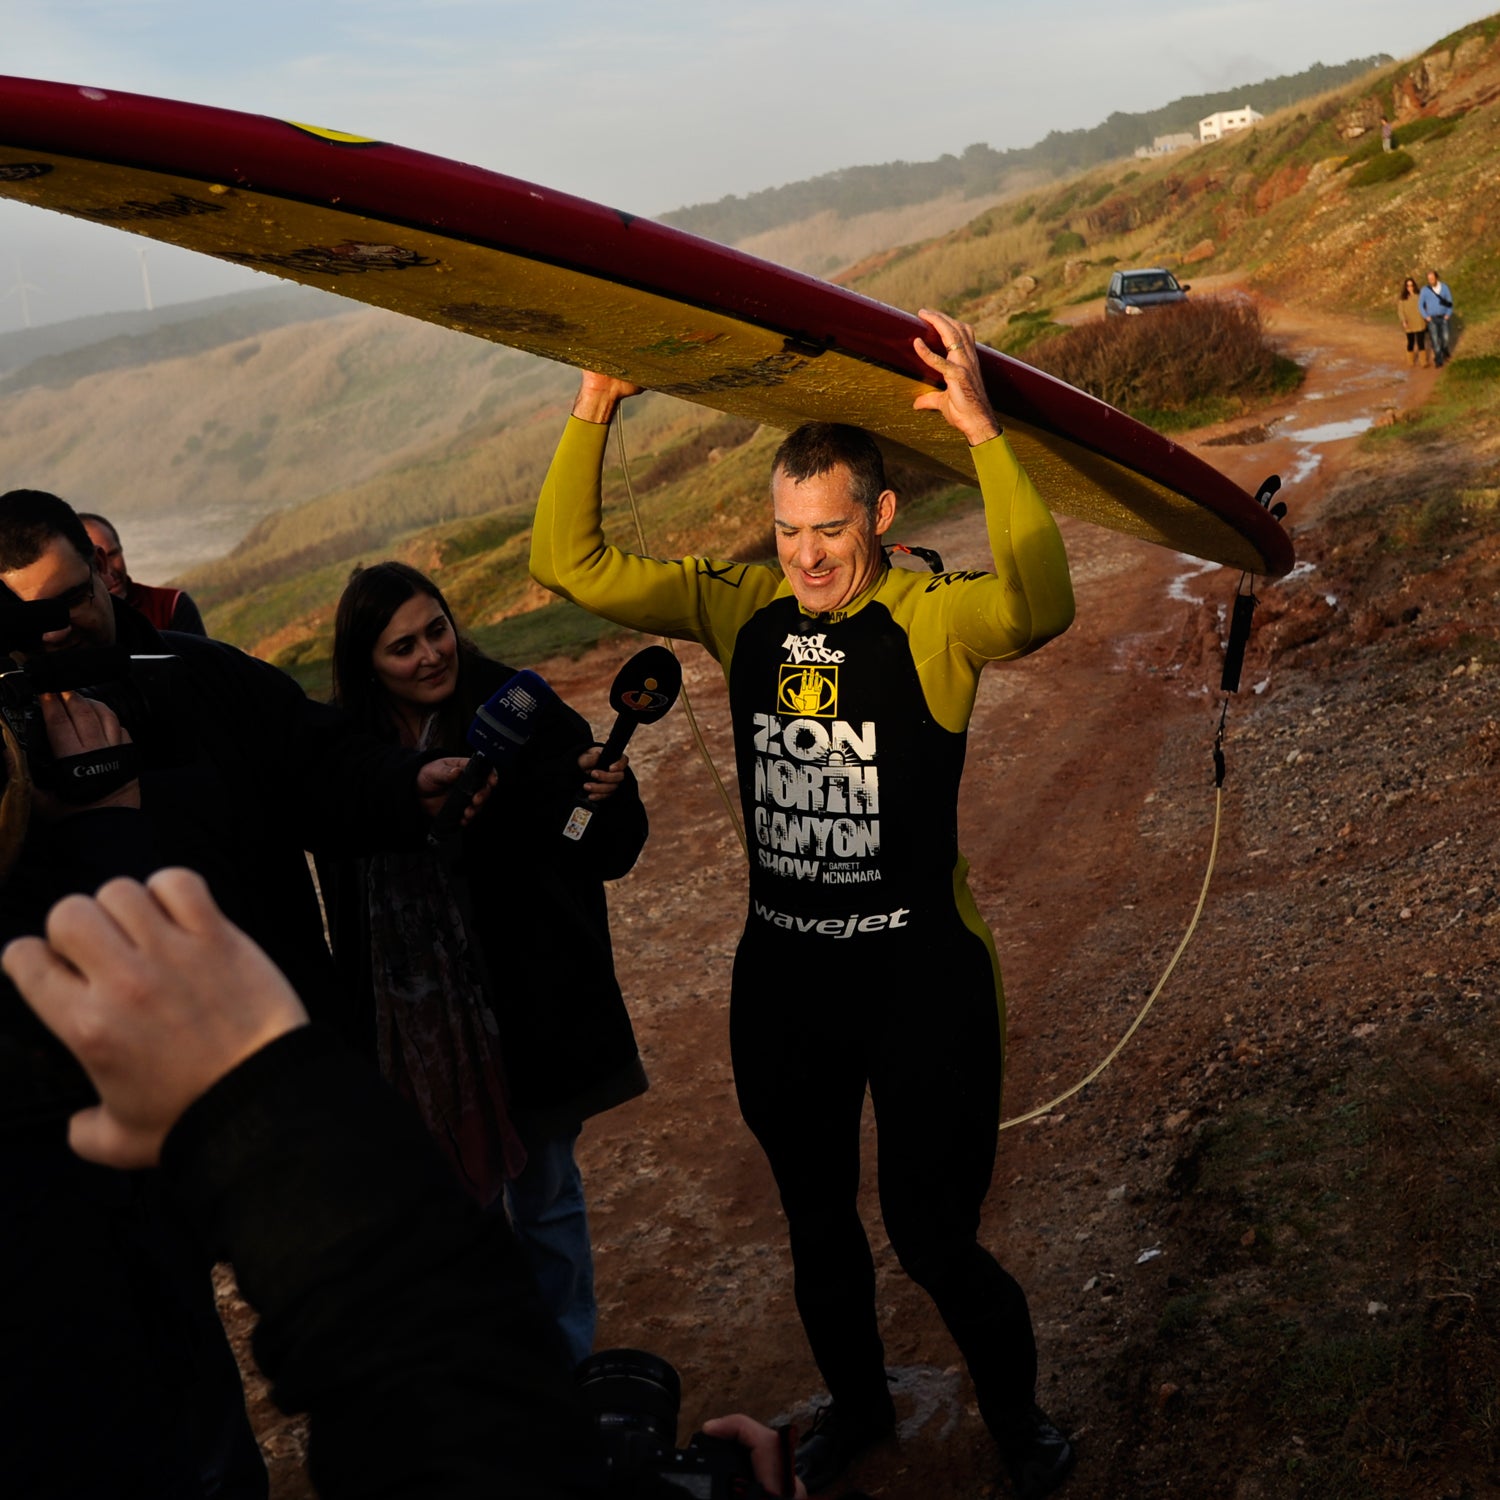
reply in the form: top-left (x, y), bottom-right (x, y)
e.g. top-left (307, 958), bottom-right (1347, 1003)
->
top-left (1, 535), bottom-right (117, 651)
top-left (1427, 271), bottom-right (1440, 288)
top-left (82, 521), bottom-right (129, 599)
top-left (772, 463), bottom-right (896, 614)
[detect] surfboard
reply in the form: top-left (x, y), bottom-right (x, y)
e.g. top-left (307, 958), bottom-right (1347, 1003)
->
top-left (0, 76), bottom-right (1292, 576)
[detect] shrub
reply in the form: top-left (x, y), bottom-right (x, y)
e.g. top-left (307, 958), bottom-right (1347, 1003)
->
top-left (1393, 112), bottom-right (1464, 147)
top-left (1021, 296), bottom-right (1301, 427)
top-left (1041, 186), bottom-right (1080, 222)
top-left (1349, 149), bottom-right (1415, 188)
top-left (1050, 229), bottom-right (1086, 255)
top-left (1001, 308), bottom-right (1062, 355)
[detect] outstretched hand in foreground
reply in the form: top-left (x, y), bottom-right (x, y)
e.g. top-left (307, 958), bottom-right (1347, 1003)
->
top-left (2, 868), bottom-right (308, 1169)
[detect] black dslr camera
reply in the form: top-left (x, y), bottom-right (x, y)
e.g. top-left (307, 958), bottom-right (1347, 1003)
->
top-left (0, 596), bottom-right (148, 800)
top-left (576, 1349), bottom-right (774, 1499)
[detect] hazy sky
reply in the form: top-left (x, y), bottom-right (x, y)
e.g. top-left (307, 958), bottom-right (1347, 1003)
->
top-left (0, 0), bottom-right (1490, 331)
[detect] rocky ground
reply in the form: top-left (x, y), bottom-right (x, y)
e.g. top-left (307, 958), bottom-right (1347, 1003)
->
top-left (231, 302), bottom-right (1500, 1500)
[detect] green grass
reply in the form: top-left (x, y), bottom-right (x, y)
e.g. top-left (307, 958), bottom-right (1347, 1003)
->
top-left (997, 308), bottom-right (1066, 354)
top-left (1157, 1291), bottom-right (1211, 1339)
top-left (1362, 353), bottom-right (1500, 450)
top-left (471, 600), bottom-right (630, 666)
top-left (1040, 184), bottom-right (1081, 222)
top-left (1349, 149), bottom-right (1415, 188)
top-left (1271, 1328), bottom-right (1417, 1441)
top-left (1132, 395), bottom-right (1246, 432)
top-left (1442, 353), bottom-right (1500, 386)
top-left (1393, 112), bottom-right (1465, 147)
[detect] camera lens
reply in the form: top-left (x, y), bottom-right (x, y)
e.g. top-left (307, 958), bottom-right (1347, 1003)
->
top-left (575, 1347), bottom-right (681, 1449)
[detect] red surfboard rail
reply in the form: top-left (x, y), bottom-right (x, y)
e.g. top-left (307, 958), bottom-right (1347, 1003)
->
top-left (0, 75), bottom-right (1293, 576)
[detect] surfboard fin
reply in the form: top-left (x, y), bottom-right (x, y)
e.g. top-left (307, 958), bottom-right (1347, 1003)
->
top-left (1255, 474), bottom-right (1289, 523)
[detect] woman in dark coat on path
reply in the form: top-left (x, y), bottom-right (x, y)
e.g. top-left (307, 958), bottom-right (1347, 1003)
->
top-left (320, 562), bottom-right (649, 1367)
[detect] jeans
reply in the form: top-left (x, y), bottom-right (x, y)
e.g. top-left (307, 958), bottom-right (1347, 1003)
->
top-left (1428, 316), bottom-right (1452, 364)
top-left (504, 1126), bottom-right (596, 1368)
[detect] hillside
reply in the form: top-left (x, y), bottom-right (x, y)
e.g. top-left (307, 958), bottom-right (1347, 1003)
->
top-left (0, 284), bottom-right (347, 377)
top-left (836, 17), bottom-right (1500, 351)
top-left (0, 303), bottom-right (577, 580)
top-left (659, 56), bottom-right (1391, 254)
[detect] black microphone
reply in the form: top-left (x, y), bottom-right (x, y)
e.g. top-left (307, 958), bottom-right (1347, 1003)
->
top-left (428, 669), bottom-right (557, 845)
top-left (562, 645), bottom-right (682, 842)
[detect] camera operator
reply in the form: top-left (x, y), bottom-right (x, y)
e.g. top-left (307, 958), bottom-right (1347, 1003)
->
top-left (4, 868), bottom-right (806, 1500)
top-left (0, 490), bottom-right (494, 1497)
top-left (0, 489), bottom-right (480, 1030)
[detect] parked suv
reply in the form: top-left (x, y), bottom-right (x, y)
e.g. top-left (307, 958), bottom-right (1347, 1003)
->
top-left (1105, 268), bottom-right (1190, 317)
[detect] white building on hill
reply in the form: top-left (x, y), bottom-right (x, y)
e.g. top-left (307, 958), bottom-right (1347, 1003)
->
top-left (1199, 106), bottom-right (1263, 144)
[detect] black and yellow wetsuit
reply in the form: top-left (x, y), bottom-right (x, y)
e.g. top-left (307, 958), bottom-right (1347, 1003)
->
top-left (532, 415), bottom-right (1074, 1436)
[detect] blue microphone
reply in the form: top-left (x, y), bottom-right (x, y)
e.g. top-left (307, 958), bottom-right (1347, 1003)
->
top-left (427, 669), bottom-right (557, 845)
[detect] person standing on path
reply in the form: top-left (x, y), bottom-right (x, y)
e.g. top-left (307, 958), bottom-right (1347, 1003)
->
top-left (321, 561), bottom-right (649, 1369)
top-left (1420, 269), bottom-right (1455, 368)
top-left (1397, 277), bottom-right (1428, 368)
top-left (530, 306), bottom-right (1078, 1499)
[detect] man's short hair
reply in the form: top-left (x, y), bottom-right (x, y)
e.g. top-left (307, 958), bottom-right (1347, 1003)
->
top-left (771, 424), bottom-right (888, 516)
top-left (0, 490), bottom-right (95, 573)
top-left (76, 512), bottom-right (121, 549)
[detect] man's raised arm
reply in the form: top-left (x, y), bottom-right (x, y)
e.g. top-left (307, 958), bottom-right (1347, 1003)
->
top-left (912, 308), bottom-right (1075, 658)
top-left (531, 373), bottom-right (725, 644)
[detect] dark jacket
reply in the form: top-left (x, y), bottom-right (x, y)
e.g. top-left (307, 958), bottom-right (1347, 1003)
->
top-left (0, 601), bottom-right (432, 1133)
top-left (164, 1027), bottom-right (686, 1500)
top-left (320, 654), bottom-right (649, 1131)
top-left (125, 578), bottom-right (207, 636)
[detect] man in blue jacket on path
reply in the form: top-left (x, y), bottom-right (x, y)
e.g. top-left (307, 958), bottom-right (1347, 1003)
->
top-left (1419, 269), bottom-right (1455, 368)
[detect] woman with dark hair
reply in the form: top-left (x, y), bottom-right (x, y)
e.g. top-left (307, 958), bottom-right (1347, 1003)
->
top-left (319, 561), bottom-right (649, 1367)
top-left (1398, 277), bottom-right (1428, 367)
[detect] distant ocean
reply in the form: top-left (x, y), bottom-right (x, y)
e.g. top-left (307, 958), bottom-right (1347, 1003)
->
top-left (124, 504), bottom-right (256, 585)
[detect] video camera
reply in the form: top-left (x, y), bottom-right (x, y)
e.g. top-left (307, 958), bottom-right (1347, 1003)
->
top-left (577, 1349), bottom-right (775, 1499)
top-left (0, 596), bottom-right (175, 876)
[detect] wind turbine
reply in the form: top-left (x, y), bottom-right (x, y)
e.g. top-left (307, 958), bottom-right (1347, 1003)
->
top-left (1, 255), bottom-right (42, 328)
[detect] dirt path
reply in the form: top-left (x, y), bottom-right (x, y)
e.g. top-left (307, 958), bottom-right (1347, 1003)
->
top-left (240, 297), bottom-right (1461, 1497)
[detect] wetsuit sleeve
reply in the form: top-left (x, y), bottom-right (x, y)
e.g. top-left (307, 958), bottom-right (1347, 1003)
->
top-left (531, 417), bottom-right (774, 663)
top-left (947, 434), bottom-right (1075, 661)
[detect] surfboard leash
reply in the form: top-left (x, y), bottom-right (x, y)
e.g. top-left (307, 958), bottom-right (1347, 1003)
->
top-left (613, 410), bottom-right (750, 861)
top-left (999, 530), bottom-right (1279, 1131)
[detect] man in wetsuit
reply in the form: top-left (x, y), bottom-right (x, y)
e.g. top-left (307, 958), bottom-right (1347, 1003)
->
top-left (531, 308), bottom-right (1077, 1498)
